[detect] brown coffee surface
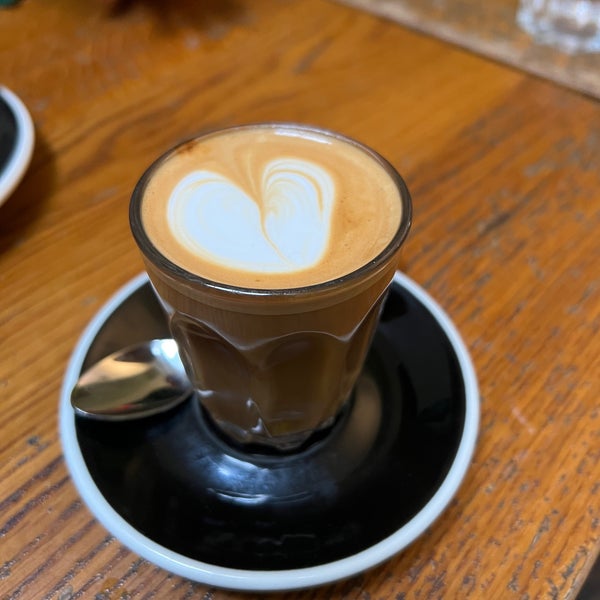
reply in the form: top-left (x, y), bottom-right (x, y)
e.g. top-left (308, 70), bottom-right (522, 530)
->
top-left (141, 125), bottom-right (402, 289)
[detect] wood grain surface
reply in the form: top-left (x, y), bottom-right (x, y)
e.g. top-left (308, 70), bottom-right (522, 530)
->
top-left (1, 0), bottom-right (599, 598)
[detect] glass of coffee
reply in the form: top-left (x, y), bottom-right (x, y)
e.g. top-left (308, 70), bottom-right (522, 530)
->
top-left (130, 123), bottom-right (411, 452)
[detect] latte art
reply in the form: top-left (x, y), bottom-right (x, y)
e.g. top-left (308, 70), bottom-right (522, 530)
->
top-left (167, 158), bottom-right (334, 273)
top-left (139, 125), bottom-right (403, 288)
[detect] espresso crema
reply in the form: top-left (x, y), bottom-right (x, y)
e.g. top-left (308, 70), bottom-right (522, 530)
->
top-left (140, 125), bottom-right (402, 289)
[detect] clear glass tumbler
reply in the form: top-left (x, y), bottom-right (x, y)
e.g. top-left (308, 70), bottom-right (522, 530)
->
top-left (130, 124), bottom-right (412, 453)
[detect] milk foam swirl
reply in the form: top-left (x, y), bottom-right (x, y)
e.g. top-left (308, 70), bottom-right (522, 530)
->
top-left (167, 158), bottom-right (335, 273)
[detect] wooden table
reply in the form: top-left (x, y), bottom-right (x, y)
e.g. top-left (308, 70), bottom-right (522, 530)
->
top-left (1, 1), bottom-right (598, 598)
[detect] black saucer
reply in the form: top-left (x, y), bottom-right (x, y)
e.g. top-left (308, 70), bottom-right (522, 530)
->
top-left (60, 272), bottom-right (478, 591)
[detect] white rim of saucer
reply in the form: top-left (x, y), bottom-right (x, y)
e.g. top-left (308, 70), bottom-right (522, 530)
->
top-left (0, 86), bottom-right (35, 207)
top-left (59, 271), bottom-right (480, 592)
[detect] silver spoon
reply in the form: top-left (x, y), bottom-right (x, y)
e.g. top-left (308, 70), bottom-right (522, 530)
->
top-left (71, 339), bottom-right (193, 421)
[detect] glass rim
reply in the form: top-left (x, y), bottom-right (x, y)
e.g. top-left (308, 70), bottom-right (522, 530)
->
top-left (129, 122), bottom-right (412, 298)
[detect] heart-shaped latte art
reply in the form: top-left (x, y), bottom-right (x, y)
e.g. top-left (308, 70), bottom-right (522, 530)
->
top-left (167, 158), bottom-right (335, 273)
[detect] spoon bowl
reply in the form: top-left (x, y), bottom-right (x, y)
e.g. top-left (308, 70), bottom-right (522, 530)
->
top-left (71, 339), bottom-right (192, 421)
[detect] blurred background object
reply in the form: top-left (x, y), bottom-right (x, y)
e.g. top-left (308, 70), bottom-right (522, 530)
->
top-left (335, 0), bottom-right (600, 97)
top-left (517, 0), bottom-right (600, 53)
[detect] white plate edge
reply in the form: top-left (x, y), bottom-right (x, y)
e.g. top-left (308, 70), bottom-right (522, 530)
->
top-left (0, 86), bottom-right (35, 206)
